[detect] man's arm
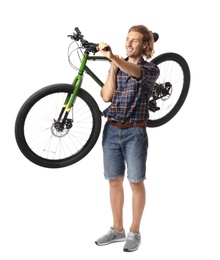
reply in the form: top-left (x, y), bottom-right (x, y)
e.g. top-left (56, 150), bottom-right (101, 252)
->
top-left (101, 62), bottom-right (118, 102)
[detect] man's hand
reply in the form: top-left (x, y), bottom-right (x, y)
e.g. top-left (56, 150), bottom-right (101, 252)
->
top-left (97, 42), bottom-right (113, 59)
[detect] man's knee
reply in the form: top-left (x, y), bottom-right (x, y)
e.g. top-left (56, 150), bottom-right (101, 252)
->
top-left (109, 176), bottom-right (124, 188)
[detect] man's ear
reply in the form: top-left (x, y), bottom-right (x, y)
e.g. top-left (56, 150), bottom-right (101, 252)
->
top-left (143, 42), bottom-right (148, 49)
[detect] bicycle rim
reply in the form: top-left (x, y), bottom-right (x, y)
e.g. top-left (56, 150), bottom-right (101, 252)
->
top-left (15, 84), bottom-right (102, 168)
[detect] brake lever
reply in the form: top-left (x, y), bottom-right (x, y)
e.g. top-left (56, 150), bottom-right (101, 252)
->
top-left (67, 35), bottom-right (74, 40)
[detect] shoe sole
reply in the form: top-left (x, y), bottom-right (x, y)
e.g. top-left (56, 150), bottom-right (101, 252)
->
top-left (123, 247), bottom-right (138, 252)
top-left (95, 238), bottom-right (126, 246)
top-left (123, 242), bottom-right (141, 252)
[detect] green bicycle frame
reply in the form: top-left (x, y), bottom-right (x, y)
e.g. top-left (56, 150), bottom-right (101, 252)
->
top-left (85, 56), bottom-right (108, 87)
top-left (58, 53), bottom-right (108, 124)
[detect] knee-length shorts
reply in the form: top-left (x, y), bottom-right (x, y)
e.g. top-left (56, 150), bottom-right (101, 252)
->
top-left (102, 122), bottom-right (148, 183)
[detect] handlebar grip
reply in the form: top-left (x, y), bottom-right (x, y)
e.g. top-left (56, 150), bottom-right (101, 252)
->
top-left (103, 46), bottom-right (110, 51)
top-left (95, 44), bottom-right (110, 51)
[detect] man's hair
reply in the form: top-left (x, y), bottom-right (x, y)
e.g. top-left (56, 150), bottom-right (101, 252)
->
top-left (128, 25), bottom-right (155, 59)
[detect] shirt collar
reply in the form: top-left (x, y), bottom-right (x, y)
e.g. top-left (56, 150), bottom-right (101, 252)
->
top-left (124, 57), bottom-right (145, 65)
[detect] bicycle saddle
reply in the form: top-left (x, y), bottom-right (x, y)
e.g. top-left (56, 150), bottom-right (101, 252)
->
top-left (153, 32), bottom-right (159, 42)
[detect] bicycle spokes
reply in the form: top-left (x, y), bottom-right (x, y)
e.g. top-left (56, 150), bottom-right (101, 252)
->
top-left (19, 88), bottom-right (98, 163)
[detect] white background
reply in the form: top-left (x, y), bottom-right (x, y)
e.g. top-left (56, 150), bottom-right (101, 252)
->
top-left (1, 0), bottom-right (220, 259)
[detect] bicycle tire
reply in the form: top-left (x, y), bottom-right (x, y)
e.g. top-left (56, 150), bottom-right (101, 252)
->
top-left (148, 52), bottom-right (190, 127)
top-left (15, 84), bottom-right (102, 168)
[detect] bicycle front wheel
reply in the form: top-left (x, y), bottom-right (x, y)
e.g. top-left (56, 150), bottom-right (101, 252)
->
top-left (15, 84), bottom-right (102, 168)
top-left (148, 52), bottom-right (190, 127)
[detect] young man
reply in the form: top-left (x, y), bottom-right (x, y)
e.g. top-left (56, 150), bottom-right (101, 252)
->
top-left (95, 25), bottom-right (160, 252)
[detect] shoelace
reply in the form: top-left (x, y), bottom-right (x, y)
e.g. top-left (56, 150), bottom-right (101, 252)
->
top-left (127, 232), bottom-right (140, 243)
top-left (105, 227), bottom-right (114, 237)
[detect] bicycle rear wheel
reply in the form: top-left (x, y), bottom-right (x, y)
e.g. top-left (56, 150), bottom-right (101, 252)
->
top-left (148, 52), bottom-right (190, 127)
top-left (15, 84), bottom-right (102, 168)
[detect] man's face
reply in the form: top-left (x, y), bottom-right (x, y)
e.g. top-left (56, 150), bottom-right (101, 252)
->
top-left (125, 31), bottom-right (147, 58)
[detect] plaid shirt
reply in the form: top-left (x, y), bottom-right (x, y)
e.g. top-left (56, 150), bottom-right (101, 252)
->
top-left (103, 57), bottom-right (160, 123)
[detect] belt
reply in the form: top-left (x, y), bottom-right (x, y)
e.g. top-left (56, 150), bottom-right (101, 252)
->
top-left (108, 120), bottom-right (146, 129)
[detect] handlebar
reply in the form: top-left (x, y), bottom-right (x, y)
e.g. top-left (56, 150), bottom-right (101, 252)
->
top-left (68, 27), bottom-right (108, 54)
top-left (68, 27), bottom-right (158, 54)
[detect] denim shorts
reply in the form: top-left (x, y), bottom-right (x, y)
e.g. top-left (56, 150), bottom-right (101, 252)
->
top-left (102, 122), bottom-right (148, 183)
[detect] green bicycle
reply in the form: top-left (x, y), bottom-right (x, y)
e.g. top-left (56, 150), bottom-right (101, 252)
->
top-left (15, 27), bottom-right (190, 168)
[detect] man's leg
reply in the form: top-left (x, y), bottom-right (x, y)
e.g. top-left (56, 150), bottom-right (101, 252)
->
top-left (109, 176), bottom-right (125, 232)
top-left (129, 181), bottom-right (146, 234)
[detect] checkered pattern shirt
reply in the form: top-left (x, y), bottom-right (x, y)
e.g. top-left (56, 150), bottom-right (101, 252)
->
top-left (103, 58), bottom-right (160, 123)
